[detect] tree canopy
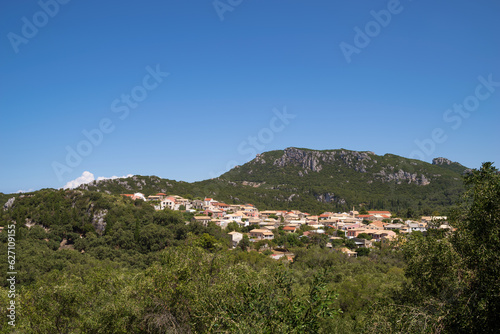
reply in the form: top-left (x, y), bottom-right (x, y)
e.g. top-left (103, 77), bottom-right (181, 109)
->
top-left (400, 162), bottom-right (500, 333)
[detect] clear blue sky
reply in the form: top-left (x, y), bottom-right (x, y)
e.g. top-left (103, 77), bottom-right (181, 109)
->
top-left (1, 0), bottom-right (499, 193)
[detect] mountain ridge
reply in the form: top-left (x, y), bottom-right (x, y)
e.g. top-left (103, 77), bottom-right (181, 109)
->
top-left (65, 147), bottom-right (468, 215)
top-left (1, 147), bottom-right (469, 215)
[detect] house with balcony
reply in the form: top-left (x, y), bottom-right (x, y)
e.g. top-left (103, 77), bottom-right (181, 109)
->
top-left (249, 229), bottom-right (274, 240)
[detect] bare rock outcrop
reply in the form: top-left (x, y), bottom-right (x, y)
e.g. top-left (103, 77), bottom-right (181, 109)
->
top-left (3, 197), bottom-right (15, 211)
top-left (375, 168), bottom-right (430, 185)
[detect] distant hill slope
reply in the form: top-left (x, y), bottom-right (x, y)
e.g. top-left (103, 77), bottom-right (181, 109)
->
top-left (79, 175), bottom-right (195, 197)
top-left (432, 157), bottom-right (470, 174)
top-left (76, 147), bottom-right (469, 215)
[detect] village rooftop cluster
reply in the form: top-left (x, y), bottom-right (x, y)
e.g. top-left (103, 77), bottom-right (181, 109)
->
top-left (122, 192), bottom-right (451, 257)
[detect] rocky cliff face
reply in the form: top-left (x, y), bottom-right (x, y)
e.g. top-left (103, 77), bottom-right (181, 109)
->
top-left (433, 157), bottom-right (452, 165)
top-left (267, 147), bottom-right (431, 186)
top-left (3, 197), bottom-right (15, 211)
top-left (375, 167), bottom-right (430, 185)
top-left (272, 147), bottom-right (374, 174)
top-left (316, 192), bottom-right (346, 205)
top-left (273, 147), bottom-right (330, 172)
top-left (431, 157), bottom-right (469, 174)
top-left (92, 209), bottom-right (108, 234)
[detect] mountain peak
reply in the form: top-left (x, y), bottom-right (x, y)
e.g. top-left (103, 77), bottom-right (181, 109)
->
top-left (432, 157), bottom-right (453, 165)
top-left (432, 157), bottom-right (468, 174)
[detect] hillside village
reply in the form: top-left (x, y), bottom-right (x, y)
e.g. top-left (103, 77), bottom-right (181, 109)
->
top-left (121, 192), bottom-right (452, 258)
top-left (2, 163), bottom-right (497, 334)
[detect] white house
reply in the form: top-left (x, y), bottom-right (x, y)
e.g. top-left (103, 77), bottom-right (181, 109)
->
top-left (228, 231), bottom-right (243, 248)
top-left (407, 222), bottom-right (427, 233)
top-left (204, 198), bottom-right (217, 209)
top-left (225, 212), bottom-right (244, 222)
top-left (160, 196), bottom-right (178, 210)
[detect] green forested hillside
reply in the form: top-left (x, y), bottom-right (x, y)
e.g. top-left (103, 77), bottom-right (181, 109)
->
top-left (0, 188), bottom-right (407, 333)
top-left (0, 162), bottom-right (498, 333)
